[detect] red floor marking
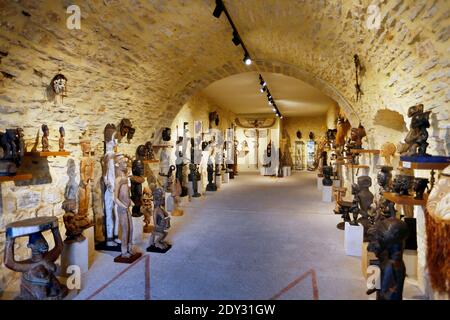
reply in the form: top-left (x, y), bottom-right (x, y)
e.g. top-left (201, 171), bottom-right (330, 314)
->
top-left (85, 254), bottom-right (146, 300)
top-left (270, 269), bottom-right (319, 300)
top-left (145, 255), bottom-right (151, 300)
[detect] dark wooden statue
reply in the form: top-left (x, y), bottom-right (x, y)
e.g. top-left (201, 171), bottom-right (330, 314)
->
top-left (413, 177), bottom-right (429, 200)
top-left (399, 104), bottom-right (431, 157)
top-left (0, 128), bottom-right (24, 176)
top-left (367, 216), bottom-right (409, 300)
top-left (188, 137), bottom-right (201, 197)
top-left (392, 175), bottom-right (413, 196)
top-left (130, 159), bottom-right (145, 217)
top-left (322, 165), bottom-right (333, 186)
top-left (376, 166), bottom-right (394, 219)
top-left (41, 124), bottom-right (50, 152)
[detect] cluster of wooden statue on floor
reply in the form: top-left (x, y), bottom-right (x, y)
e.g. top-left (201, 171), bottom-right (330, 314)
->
top-left (318, 104), bottom-right (448, 300)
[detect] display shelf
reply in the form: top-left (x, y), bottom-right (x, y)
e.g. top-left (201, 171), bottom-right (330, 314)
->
top-left (25, 151), bottom-right (71, 157)
top-left (383, 192), bottom-right (427, 206)
top-left (0, 173), bottom-right (33, 182)
top-left (152, 144), bottom-right (173, 148)
top-left (350, 149), bottom-right (380, 154)
top-left (142, 159), bottom-right (160, 164)
top-left (399, 161), bottom-right (448, 171)
top-left (344, 164), bottom-right (369, 169)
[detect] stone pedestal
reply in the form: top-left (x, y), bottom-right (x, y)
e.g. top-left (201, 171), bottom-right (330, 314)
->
top-left (404, 249), bottom-right (418, 279)
top-left (415, 205), bottom-right (427, 295)
top-left (165, 192), bottom-right (174, 212)
top-left (223, 172), bottom-right (229, 183)
top-left (85, 225), bottom-right (95, 267)
top-left (317, 177), bottom-right (323, 190)
top-left (333, 179), bottom-right (341, 187)
top-left (282, 166), bottom-right (291, 177)
top-left (132, 216), bottom-right (143, 245)
top-left (322, 185), bottom-right (332, 202)
top-left (61, 237), bottom-right (89, 276)
top-left (215, 175), bottom-right (222, 189)
top-left (188, 181), bottom-right (202, 197)
top-left (344, 222), bottom-right (364, 257)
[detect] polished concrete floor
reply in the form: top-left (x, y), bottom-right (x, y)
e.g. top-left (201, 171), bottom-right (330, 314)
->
top-left (2, 171), bottom-right (425, 300)
top-left (66, 171), bottom-right (422, 300)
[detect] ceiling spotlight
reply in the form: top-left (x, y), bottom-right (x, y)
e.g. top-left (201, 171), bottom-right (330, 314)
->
top-left (280, 115), bottom-right (284, 119)
top-left (275, 113), bottom-right (279, 117)
top-left (243, 54), bottom-right (252, 65)
top-left (272, 108), bottom-right (276, 112)
top-left (232, 31), bottom-right (241, 46)
top-left (213, 0), bottom-right (224, 18)
top-left (260, 87), bottom-right (266, 93)
top-left (268, 100), bottom-right (272, 105)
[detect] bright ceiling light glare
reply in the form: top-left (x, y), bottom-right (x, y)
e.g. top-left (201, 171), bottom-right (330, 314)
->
top-left (213, 0), bottom-right (224, 18)
top-left (268, 100), bottom-right (272, 105)
top-left (280, 115), bottom-right (283, 119)
top-left (243, 54), bottom-right (252, 65)
top-left (272, 108), bottom-right (276, 112)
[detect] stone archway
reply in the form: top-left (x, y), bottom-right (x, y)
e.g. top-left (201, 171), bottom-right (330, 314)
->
top-left (167, 59), bottom-right (360, 127)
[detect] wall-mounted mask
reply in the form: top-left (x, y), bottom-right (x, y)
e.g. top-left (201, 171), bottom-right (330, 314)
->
top-left (162, 127), bottom-right (171, 141)
top-left (51, 73), bottom-right (67, 95)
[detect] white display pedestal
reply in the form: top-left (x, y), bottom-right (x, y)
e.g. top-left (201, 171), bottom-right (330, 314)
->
top-left (282, 166), bottom-right (290, 177)
top-left (187, 180), bottom-right (202, 196)
top-left (132, 216), bottom-right (143, 245)
top-left (344, 222), bottom-right (364, 257)
top-left (165, 192), bottom-right (174, 212)
top-left (322, 185), bottom-right (332, 202)
top-left (317, 177), bottom-right (323, 190)
top-left (61, 237), bottom-right (89, 275)
top-left (215, 175), bottom-right (222, 189)
top-left (415, 205), bottom-right (427, 295)
top-left (223, 173), bottom-right (229, 183)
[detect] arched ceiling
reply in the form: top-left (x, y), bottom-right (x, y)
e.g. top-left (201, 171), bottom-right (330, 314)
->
top-left (202, 72), bottom-right (336, 117)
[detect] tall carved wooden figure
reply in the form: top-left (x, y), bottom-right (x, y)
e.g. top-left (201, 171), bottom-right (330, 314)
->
top-left (114, 154), bottom-right (141, 263)
top-left (78, 133), bottom-right (94, 219)
top-left (102, 124), bottom-right (120, 248)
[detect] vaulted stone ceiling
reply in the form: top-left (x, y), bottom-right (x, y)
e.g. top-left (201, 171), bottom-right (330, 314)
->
top-left (202, 72), bottom-right (336, 117)
top-left (0, 0), bottom-right (448, 151)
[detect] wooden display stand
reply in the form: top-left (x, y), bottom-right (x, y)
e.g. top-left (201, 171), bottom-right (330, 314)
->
top-left (383, 192), bottom-right (428, 206)
top-left (344, 164), bottom-right (370, 169)
top-left (152, 144), bottom-right (173, 149)
top-left (0, 173), bottom-right (33, 182)
top-left (361, 242), bottom-right (377, 278)
top-left (350, 149), bottom-right (380, 155)
top-left (25, 151), bottom-right (71, 157)
top-left (142, 159), bottom-right (160, 164)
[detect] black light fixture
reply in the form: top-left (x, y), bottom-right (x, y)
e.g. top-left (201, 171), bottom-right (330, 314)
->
top-left (213, 0), bottom-right (252, 66)
top-left (232, 30), bottom-right (241, 46)
top-left (213, 0), bottom-right (224, 18)
top-left (258, 73), bottom-right (283, 119)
